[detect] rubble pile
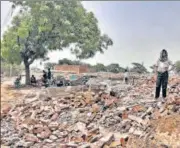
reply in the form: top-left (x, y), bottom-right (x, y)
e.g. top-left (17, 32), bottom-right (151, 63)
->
top-left (169, 82), bottom-right (180, 95)
top-left (1, 76), bottom-right (180, 148)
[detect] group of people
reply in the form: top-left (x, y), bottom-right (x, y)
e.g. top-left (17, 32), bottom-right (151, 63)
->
top-left (42, 68), bottom-right (52, 84)
top-left (28, 49), bottom-right (173, 102)
top-left (30, 68), bottom-right (52, 86)
top-left (124, 49), bottom-right (174, 102)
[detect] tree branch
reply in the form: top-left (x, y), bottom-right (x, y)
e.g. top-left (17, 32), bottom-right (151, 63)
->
top-left (28, 55), bottom-right (37, 65)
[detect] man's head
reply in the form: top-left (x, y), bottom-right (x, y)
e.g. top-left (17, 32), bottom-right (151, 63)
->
top-left (125, 69), bottom-right (127, 72)
top-left (48, 68), bottom-right (50, 71)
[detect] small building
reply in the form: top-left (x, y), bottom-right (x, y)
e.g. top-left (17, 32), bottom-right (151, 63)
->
top-left (54, 65), bottom-right (89, 74)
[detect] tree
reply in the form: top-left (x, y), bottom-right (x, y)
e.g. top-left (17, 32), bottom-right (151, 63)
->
top-left (92, 63), bottom-right (107, 72)
top-left (44, 62), bottom-right (57, 69)
top-left (2, 1), bottom-right (113, 84)
top-left (1, 28), bottom-right (22, 65)
top-left (58, 58), bottom-right (91, 66)
top-left (175, 61), bottom-right (180, 73)
top-left (58, 58), bottom-right (73, 65)
top-left (130, 62), bottom-right (148, 74)
top-left (58, 58), bottom-right (81, 65)
top-left (106, 63), bottom-right (125, 73)
top-left (1, 32), bottom-right (22, 77)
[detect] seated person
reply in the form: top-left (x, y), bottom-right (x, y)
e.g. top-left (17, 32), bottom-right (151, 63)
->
top-left (51, 75), bottom-right (56, 85)
top-left (31, 75), bottom-right (37, 85)
top-left (14, 75), bottom-right (21, 88)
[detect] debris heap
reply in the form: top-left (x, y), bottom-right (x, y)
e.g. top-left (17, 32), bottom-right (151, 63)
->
top-left (1, 76), bottom-right (180, 148)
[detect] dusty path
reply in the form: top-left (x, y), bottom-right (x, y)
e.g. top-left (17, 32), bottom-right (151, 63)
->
top-left (1, 79), bottom-right (41, 110)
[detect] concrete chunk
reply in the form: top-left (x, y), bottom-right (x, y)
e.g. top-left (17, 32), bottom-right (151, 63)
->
top-left (95, 133), bottom-right (114, 148)
top-left (128, 115), bottom-right (146, 125)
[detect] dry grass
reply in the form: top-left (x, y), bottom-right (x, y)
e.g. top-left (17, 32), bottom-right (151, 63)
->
top-left (127, 115), bottom-right (180, 148)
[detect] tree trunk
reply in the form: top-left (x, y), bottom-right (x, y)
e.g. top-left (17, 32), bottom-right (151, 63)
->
top-left (9, 64), bottom-right (12, 77)
top-left (25, 64), bottom-right (30, 85)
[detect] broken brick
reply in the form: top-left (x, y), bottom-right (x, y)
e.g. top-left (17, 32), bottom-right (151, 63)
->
top-left (24, 134), bottom-right (40, 142)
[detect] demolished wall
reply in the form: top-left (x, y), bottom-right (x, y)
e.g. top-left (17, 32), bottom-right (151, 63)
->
top-left (1, 76), bottom-right (180, 148)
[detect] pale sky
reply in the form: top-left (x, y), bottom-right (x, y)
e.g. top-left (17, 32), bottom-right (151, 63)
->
top-left (1, 1), bottom-right (180, 71)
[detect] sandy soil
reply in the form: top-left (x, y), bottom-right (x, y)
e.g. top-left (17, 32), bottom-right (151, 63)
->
top-left (1, 79), bottom-right (41, 110)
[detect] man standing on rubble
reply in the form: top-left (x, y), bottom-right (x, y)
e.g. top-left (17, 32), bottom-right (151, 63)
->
top-left (154, 49), bottom-right (174, 102)
top-left (42, 70), bottom-right (47, 84)
top-left (47, 68), bottom-right (52, 82)
top-left (124, 69), bottom-right (129, 84)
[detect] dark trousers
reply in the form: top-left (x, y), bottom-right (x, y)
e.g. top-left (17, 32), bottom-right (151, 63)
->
top-left (155, 71), bottom-right (168, 99)
top-left (125, 77), bottom-right (128, 84)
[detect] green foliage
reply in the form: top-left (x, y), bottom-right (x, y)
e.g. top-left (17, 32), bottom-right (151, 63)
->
top-left (58, 58), bottom-right (81, 65)
top-left (106, 63), bottom-right (125, 73)
top-left (92, 63), bottom-right (107, 72)
top-left (131, 62), bottom-right (148, 74)
top-left (58, 58), bottom-right (92, 66)
top-left (44, 62), bottom-right (57, 69)
top-left (3, 0), bottom-right (113, 84)
top-left (11, 1), bottom-right (113, 59)
top-left (1, 27), bottom-right (22, 65)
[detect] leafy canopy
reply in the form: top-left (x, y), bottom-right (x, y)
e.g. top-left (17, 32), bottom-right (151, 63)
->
top-left (131, 62), bottom-right (148, 74)
top-left (1, 27), bottom-right (22, 65)
top-left (2, 0), bottom-right (113, 84)
top-left (4, 0), bottom-right (113, 65)
top-left (106, 63), bottom-right (125, 73)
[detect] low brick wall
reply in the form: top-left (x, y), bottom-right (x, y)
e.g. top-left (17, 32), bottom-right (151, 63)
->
top-left (54, 65), bottom-right (89, 74)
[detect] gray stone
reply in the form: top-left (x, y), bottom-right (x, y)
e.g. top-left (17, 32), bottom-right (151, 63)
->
top-left (90, 135), bottom-right (102, 143)
top-left (79, 144), bottom-right (91, 148)
top-left (129, 127), bottom-right (135, 134)
top-left (133, 130), bottom-right (144, 136)
top-left (128, 115), bottom-right (146, 125)
top-left (15, 141), bottom-right (34, 147)
top-left (44, 139), bottom-right (53, 143)
top-left (49, 135), bottom-right (58, 140)
top-left (95, 133), bottom-right (114, 147)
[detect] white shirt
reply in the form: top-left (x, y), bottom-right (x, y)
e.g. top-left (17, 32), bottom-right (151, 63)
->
top-left (156, 59), bottom-right (173, 73)
top-left (124, 72), bottom-right (129, 78)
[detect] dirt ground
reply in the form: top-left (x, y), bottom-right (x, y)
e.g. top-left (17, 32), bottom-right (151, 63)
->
top-left (1, 78), bottom-right (180, 148)
top-left (1, 80), bottom-right (41, 111)
top-left (127, 115), bottom-right (180, 148)
top-left (1, 80), bottom-right (42, 148)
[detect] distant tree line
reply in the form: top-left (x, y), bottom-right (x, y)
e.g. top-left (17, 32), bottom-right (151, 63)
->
top-left (45, 59), bottom-right (180, 74)
top-left (44, 58), bottom-right (149, 74)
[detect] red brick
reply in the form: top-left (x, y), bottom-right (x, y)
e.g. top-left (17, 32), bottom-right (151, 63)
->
top-left (2, 105), bottom-right (11, 114)
top-left (24, 134), bottom-right (40, 142)
top-left (54, 65), bottom-right (88, 74)
top-left (132, 105), bottom-right (145, 112)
